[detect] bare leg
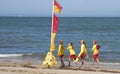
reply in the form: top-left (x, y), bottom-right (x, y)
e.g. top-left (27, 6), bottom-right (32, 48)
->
top-left (96, 58), bottom-right (101, 68)
top-left (83, 60), bottom-right (89, 67)
top-left (62, 59), bottom-right (65, 66)
top-left (80, 59), bottom-right (89, 68)
top-left (79, 59), bottom-right (84, 68)
top-left (60, 57), bottom-right (65, 67)
top-left (91, 58), bottom-right (95, 68)
top-left (68, 58), bottom-right (71, 66)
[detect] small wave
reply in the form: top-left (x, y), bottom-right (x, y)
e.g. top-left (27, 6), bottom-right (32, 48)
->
top-left (0, 54), bottom-right (23, 57)
top-left (101, 62), bottom-right (120, 65)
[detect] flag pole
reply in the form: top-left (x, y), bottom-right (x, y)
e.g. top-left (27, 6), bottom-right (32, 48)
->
top-left (50, 0), bottom-right (54, 52)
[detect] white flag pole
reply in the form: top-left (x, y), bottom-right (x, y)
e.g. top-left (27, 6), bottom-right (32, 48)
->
top-left (50, 0), bottom-right (54, 52)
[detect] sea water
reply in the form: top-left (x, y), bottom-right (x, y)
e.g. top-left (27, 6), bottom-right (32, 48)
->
top-left (0, 17), bottom-right (120, 65)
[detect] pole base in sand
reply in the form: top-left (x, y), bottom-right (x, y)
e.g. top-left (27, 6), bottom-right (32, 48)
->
top-left (42, 52), bottom-right (58, 68)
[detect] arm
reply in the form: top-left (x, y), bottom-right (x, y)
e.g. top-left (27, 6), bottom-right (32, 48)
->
top-left (67, 45), bottom-right (70, 50)
top-left (78, 45), bottom-right (84, 57)
top-left (57, 45), bottom-right (61, 56)
top-left (91, 45), bottom-right (95, 53)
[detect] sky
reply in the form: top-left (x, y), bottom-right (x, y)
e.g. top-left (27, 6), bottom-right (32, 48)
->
top-left (0, 0), bottom-right (120, 17)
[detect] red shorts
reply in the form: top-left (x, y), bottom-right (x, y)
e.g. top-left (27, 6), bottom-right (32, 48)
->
top-left (59, 55), bottom-right (64, 58)
top-left (93, 54), bottom-right (99, 59)
top-left (80, 54), bottom-right (86, 59)
top-left (69, 54), bottom-right (76, 59)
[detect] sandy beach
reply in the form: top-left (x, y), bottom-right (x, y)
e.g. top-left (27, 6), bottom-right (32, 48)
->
top-left (0, 61), bottom-right (119, 74)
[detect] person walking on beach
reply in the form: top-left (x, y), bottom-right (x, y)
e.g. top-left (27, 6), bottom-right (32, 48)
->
top-left (74, 40), bottom-right (88, 68)
top-left (67, 42), bottom-right (76, 66)
top-left (91, 40), bottom-right (101, 68)
top-left (57, 39), bottom-right (65, 67)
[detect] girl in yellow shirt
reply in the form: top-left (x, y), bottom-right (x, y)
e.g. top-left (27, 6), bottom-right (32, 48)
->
top-left (67, 42), bottom-right (76, 66)
top-left (57, 40), bottom-right (65, 67)
top-left (74, 40), bottom-right (88, 67)
top-left (91, 40), bottom-right (101, 68)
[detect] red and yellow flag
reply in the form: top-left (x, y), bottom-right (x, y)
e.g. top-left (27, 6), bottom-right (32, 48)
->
top-left (50, 14), bottom-right (59, 51)
top-left (53, 14), bottom-right (59, 33)
top-left (54, 0), bottom-right (62, 14)
top-left (50, 0), bottom-right (62, 52)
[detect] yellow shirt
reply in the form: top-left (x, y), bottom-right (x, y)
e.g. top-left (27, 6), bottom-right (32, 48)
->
top-left (92, 44), bottom-right (99, 54)
top-left (78, 44), bottom-right (87, 57)
top-left (67, 45), bottom-right (75, 55)
top-left (57, 44), bottom-right (64, 56)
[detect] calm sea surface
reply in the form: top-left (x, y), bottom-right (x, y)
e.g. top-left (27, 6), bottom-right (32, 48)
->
top-left (0, 17), bottom-right (120, 64)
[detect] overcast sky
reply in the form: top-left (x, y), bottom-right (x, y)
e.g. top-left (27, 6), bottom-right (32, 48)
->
top-left (0, 0), bottom-right (120, 17)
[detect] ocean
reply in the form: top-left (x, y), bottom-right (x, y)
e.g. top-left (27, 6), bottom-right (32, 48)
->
top-left (0, 17), bottom-right (120, 65)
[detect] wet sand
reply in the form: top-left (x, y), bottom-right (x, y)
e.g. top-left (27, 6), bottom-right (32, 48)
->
top-left (0, 62), bottom-right (119, 74)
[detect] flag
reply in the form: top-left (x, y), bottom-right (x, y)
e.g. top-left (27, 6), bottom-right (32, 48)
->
top-left (50, 14), bottom-right (59, 51)
top-left (50, 0), bottom-right (62, 52)
top-left (53, 14), bottom-right (59, 33)
top-left (54, 0), bottom-right (62, 14)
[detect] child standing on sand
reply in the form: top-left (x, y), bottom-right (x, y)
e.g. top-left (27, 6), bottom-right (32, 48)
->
top-left (57, 40), bottom-right (65, 67)
top-left (74, 40), bottom-right (88, 68)
top-left (67, 42), bottom-right (76, 66)
top-left (91, 40), bottom-right (101, 68)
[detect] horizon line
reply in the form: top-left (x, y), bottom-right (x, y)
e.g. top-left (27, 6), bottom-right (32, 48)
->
top-left (0, 16), bottom-right (120, 18)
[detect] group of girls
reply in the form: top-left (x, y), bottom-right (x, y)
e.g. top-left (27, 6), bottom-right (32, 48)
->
top-left (57, 39), bottom-right (101, 68)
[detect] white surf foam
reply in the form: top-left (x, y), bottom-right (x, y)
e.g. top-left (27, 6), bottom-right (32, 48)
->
top-left (0, 54), bottom-right (23, 57)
